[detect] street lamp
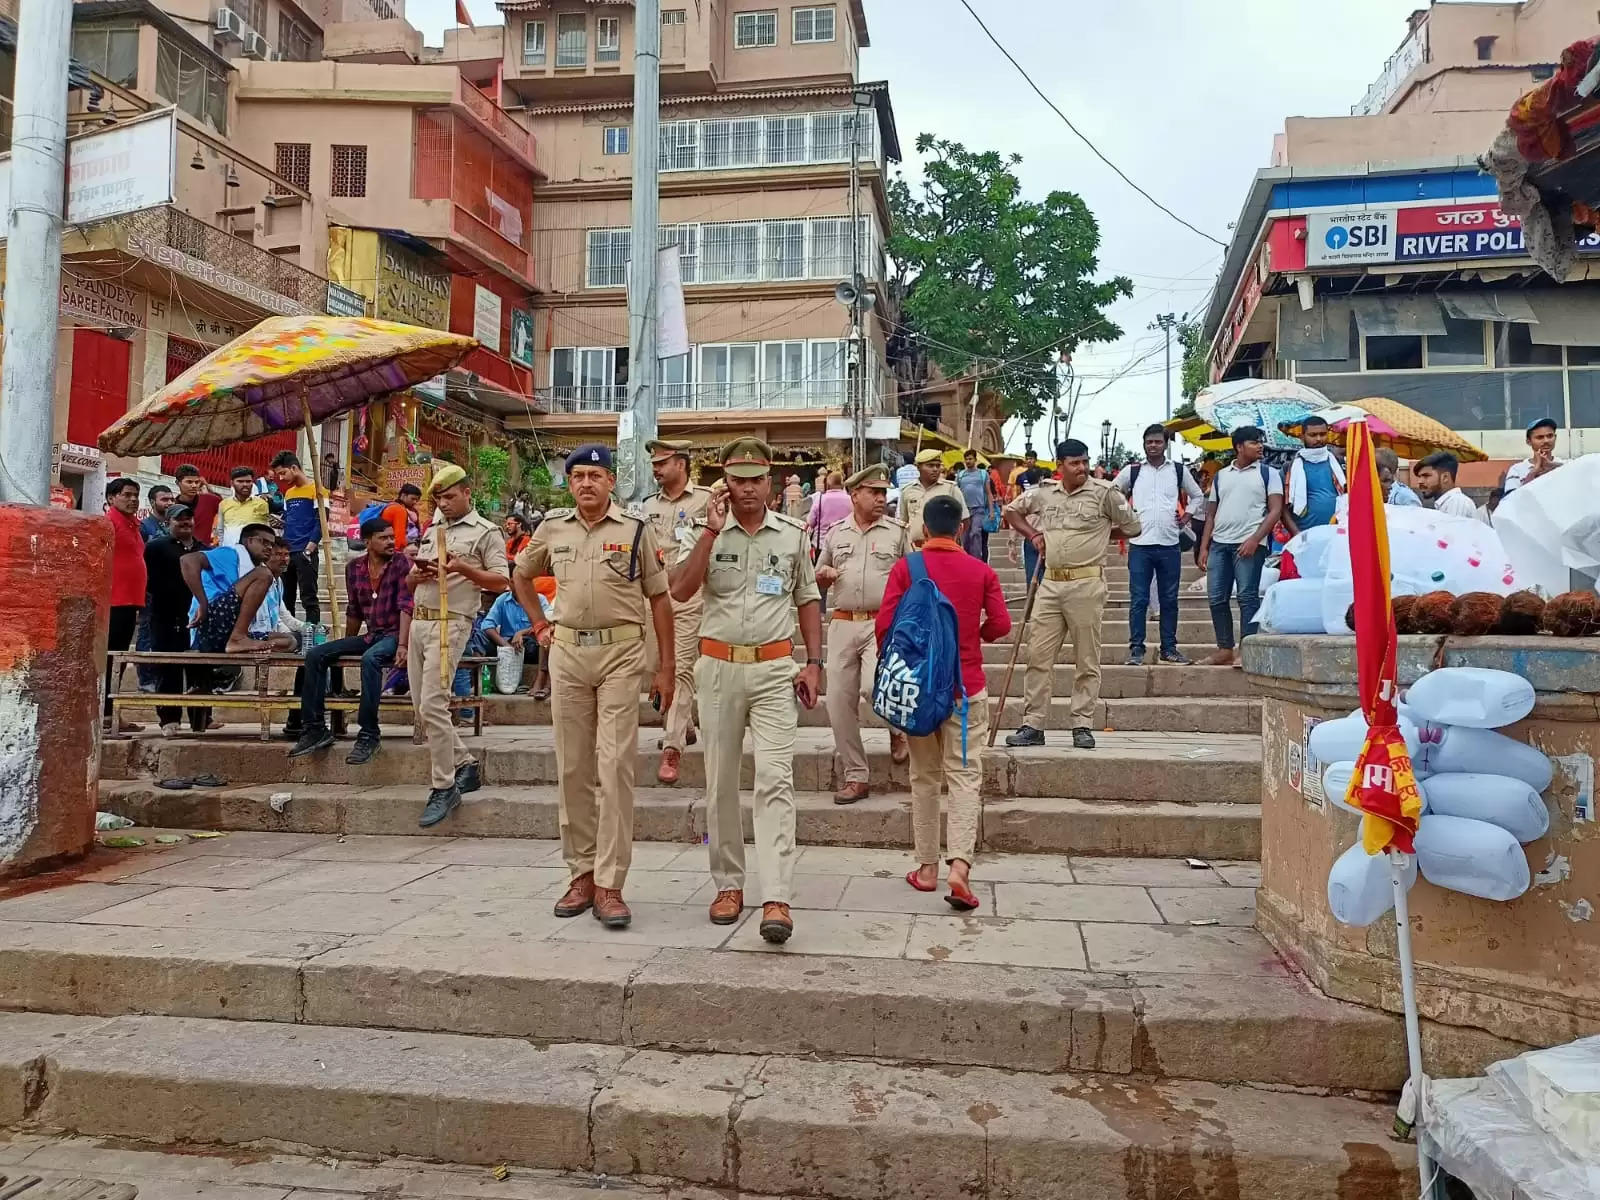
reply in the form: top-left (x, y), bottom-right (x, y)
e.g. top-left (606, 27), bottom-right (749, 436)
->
top-left (1100, 419), bottom-right (1112, 466)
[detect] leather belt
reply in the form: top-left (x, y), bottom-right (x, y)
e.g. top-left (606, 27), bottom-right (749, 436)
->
top-left (413, 606), bottom-right (475, 622)
top-left (699, 637), bottom-right (794, 664)
top-left (830, 609), bottom-right (877, 621)
top-left (1045, 566), bottom-right (1104, 581)
top-left (553, 624), bottom-right (643, 647)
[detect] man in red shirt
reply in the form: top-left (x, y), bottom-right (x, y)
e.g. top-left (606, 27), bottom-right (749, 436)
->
top-left (877, 494), bottom-right (1011, 910)
top-left (105, 477), bottom-right (148, 733)
top-left (173, 464), bottom-right (221, 547)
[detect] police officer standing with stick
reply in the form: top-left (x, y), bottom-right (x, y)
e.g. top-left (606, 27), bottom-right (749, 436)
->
top-left (407, 463), bottom-right (509, 827)
top-left (515, 445), bottom-right (675, 929)
top-left (815, 463), bottom-right (908, 804)
top-left (898, 448), bottom-right (968, 545)
top-left (643, 439), bottom-right (714, 785)
top-left (672, 438), bottom-right (823, 945)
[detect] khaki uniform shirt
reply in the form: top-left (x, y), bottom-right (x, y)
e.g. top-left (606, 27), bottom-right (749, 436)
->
top-left (412, 508), bottom-right (508, 615)
top-left (818, 516), bottom-right (908, 612)
top-left (1005, 478), bottom-right (1141, 569)
top-left (682, 510), bottom-right (821, 645)
top-left (643, 484), bottom-right (714, 607)
top-left (899, 479), bottom-right (969, 540)
top-left (516, 504), bottom-right (667, 629)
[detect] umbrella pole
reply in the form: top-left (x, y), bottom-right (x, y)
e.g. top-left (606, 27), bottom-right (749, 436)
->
top-left (1389, 848), bottom-right (1437, 1196)
top-left (299, 395), bottom-right (341, 633)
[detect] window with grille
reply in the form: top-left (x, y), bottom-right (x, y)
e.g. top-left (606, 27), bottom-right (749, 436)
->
top-left (274, 142), bottom-right (311, 196)
top-left (764, 116), bottom-right (807, 165)
top-left (330, 144), bottom-right (367, 198)
top-left (604, 126), bottom-right (630, 155)
top-left (735, 10), bottom-right (777, 47)
top-left (557, 13), bottom-right (588, 65)
top-left (237, 0), bottom-right (267, 33)
top-left (660, 224), bottom-right (700, 283)
top-left (659, 120), bottom-right (699, 170)
top-left (702, 222), bottom-right (760, 283)
top-left (660, 352), bottom-right (693, 408)
top-left (663, 9), bottom-right (687, 24)
top-left (597, 16), bottom-right (621, 61)
top-left (70, 25), bottom-right (140, 88)
top-left (702, 119), bottom-right (760, 168)
top-left (278, 13), bottom-right (314, 60)
top-left (809, 111), bottom-right (846, 160)
top-left (155, 36), bottom-right (228, 132)
top-left (764, 220), bottom-right (806, 280)
top-left (808, 217), bottom-right (850, 278)
top-left (523, 20), bottom-right (546, 64)
top-left (793, 6), bottom-right (836, 42)
top-left (587, 229), bottom-right (631, 287)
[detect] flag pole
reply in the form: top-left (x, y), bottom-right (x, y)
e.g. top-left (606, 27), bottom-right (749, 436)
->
top-left (1390, 848), bottom-right (1436, 1195)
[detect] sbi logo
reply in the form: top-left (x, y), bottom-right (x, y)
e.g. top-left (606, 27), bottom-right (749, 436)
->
top-left (1326, 226), bottom-right (1350, 250)
top-left (1325, 221), bottom-right (1389, 251)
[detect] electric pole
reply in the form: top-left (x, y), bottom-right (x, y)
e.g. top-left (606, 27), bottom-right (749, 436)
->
top-left (848, 95), bottom-right (866, 473)
top-left (1153, 312), bottom-right (1178, 422)
top-left (620, 0), bottom-right (661, 504)
top-left (0, 0), bottom-right (74, 505)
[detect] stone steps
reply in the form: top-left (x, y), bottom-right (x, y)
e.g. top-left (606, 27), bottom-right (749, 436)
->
top-left (97, 782), bottom-right (1264, 860)
top-left (0, 1012), bottom-right (1414, 1198)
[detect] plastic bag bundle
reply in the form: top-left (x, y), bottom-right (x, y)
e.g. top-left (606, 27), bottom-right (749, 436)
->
top-left (1258, 578), bottom-right (1325, 634)
top-left (494, 645), bottom-right (524, 695)
top-left (1422, 773), bottom-right (1550, 844)
top-left (1414, 814), bottom-right (1531, 901)
top-left (1489, 1035), bottom-right (1600, 1164)
top-left (1281, 524), bottom-right (1342, 579)
top-left (1327, 841), bottom-right (1417, 926)
top-left (1405, 667), bottom-right (1536, 729)
top-left (1494, 452), bottom-right (1600, 598)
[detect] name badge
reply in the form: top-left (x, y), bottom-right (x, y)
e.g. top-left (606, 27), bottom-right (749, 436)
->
top-left (755, 573), bottom-right (784, 596)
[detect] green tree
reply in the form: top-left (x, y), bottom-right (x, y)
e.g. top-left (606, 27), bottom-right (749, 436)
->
top-left (888, 136), bottom-right (1132, 424)
top-left (1176, 318), bottom-right (1208, 413)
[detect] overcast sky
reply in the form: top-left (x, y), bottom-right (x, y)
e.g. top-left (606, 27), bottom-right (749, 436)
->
top-left (412, 0), bottom-right (1431, 453)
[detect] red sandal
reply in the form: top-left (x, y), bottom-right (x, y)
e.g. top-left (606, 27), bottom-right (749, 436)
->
top-left (945, 881), bottom-right (980, 911)
top-left (905, 868), bottom-right (937, 893)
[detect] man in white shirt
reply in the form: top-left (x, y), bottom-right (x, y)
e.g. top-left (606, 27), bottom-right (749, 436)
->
top-left (1114, 424), bottom-right (1205, 665)
top-left (1196, 426), bottom-right (1284, 667)
top-left (1413, 451), bottom-right (1480, 520)
top-left (1502, 417), bottom-right (1563, 493)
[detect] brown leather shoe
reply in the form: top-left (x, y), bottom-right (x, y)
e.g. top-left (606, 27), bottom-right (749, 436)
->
top-left (833, 780), bottom-right (870, 806)
top-left (553, 872), bottom-right (595, 918)
top-left (592, 887), bottom-right (632, 929)
top-left (759, 902), bottom-right (793, 944)
top-left (708, 888), bottom-right (744, 925)
top-left (657, 747), bottom-right (681, 785)
top-left (889, 732), bottom-right (909, 764)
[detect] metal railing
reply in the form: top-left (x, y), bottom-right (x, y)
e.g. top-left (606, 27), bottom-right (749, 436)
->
top-left (120, 205), bottom-right (327, 313)
top-left (456, 76), bottom-right (536, 165)
top-left (539, 380), bottom-right (859, 414)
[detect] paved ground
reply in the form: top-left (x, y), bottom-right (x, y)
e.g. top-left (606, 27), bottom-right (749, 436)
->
top-left (2, 831), bottom-right (1266, 974)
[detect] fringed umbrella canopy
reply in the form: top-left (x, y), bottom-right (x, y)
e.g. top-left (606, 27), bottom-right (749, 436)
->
top-left (1279, 398), bottom-right (1488, 463)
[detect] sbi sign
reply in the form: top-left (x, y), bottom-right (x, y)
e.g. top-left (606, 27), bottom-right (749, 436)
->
top-left (1326, 221), bottom-right (1389, 252)
top-left (1308, 210), bottom-right (1398, 265)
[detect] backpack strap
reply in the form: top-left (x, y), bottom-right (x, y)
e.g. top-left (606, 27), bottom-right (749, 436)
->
top-left (907, 551), bottom-right (928, 586)
top-left (1259, 461), bottom-right (1271, 494)
top-left (1125, 463), bottom-right (1140, 495)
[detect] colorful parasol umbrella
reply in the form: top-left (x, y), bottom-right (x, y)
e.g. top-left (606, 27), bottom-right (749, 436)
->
top-left (1343, 416), bottom-right (1434, 1191)
top-left (1164, 415), bottom-right (1234, 453)
top-left (1279, 398), bottom-right (1488, 463)
top-left (98, 315), bottom-right (479, 629)
top-left (1194, 379), bottom-right (1333, 451)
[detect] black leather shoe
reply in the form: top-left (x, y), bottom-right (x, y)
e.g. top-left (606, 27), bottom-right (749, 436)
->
top-left (454, 760), bottom-right (482, 794)
top-left (419, 785), bottom-right (461, 828)
top-left (1072, 727), bottom-right (1098, 750)
top-left (1005, 725), bottom-right (1045, 747)
top-left (287, 728), bottom-right (334, 758)
top-left (345, 734), bottom-right (380, 765)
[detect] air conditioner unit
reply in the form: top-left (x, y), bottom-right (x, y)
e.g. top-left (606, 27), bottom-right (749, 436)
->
top-left (213, 7), bottom-right (245, 42)
top-left (242, 31), bottom-right (269, 59)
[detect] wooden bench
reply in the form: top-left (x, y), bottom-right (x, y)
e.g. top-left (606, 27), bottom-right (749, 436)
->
top-left (110, 651), bottom-right (493, 742)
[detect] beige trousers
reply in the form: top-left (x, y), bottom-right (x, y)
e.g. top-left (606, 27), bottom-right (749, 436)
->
top-left (696, 655), bottom-right (799, 904)
top-left (648, 597), bottom-right (702, 752)
top-left (550, 638), bottom-right (645, 889)
top-left (409, 615), bottom-right (475, 790)
top-left (825, 617), bottom-right (877, 784)
top-left (1023, 576), bottom-right (1107, 729)
top-left (909, 689), bottom-right (988, 866)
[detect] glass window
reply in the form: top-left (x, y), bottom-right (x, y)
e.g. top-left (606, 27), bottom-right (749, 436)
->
top-left (523, 20), bottom-right (546, 65)
top-left (662, 10), bottom-right (687, 25)
top-left (735, 10), bottom-right (778, 47)
top-left (765, 220), bottom-right (806, 280)
top-left (660, 352), bottom-right (693, 408)
top-left (586, 229), bottom-right (630, 287)
top-left (1495, 321), bottom-right (1563, 367)
top-left (702, 222), bottom-right (760, 282)
top-left (1505, 370), bottom-right (1565, 431)
top-left (808, 217), bottom-right (851, 277)
top-left (660, 223), bottom-right (699, 283)
top-left (552, 348), bottom-right (575, 390)
top-left (659, 121), bottom-right (699, 170)
top-left (729, 344), bottom-right (759, 405)
top-left (155, 36), bottom-right (229, 132)
top-left (810, 112), bottom-right (846, 161)
top-left (1567, 345), bottom-right (1600, 365)
top-left (604, 126), bottom-right (630, 155)
top-left (793, 6), bottom-right (836, 42)
top-left (810, 340), bottom-right (847, 406)
top-left (1426, 317), bottom-right (1485, 366)
top-left (1569, 369), bottom-right (1600, 425)
top-left (765, 116), bottom-right (808, 164)
top-left (71, 26), bottom-right (140, 88)
top-left (1365, 335), bottom-right (1422, 371)
top-left (556, 13), bottom-right (587, 66)
top-left (597, 16), bottom-right (621, 61)
top-left (700, 345), bottom-right (730, 405)
top-left (728, 118), bottom-right (761, 166)
top-left (278, 13), bottom-right (315, 61)
top-left (763, 340), bottom-right (806, 406)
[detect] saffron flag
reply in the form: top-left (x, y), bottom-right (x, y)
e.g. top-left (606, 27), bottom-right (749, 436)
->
top-left (1345, 418), bottom-right (1425, 853)
top-left (456, 0), bottom-right (476, 29)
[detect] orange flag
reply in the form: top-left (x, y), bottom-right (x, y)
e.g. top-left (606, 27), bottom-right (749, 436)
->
top-left (1345, 418), bottom-right (1424, 854)
top-left (456, 0), bottom-right (475, 28)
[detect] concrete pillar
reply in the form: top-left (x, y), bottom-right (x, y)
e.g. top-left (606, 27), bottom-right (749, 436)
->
top-left (0, 504), bottom-right (112, 878)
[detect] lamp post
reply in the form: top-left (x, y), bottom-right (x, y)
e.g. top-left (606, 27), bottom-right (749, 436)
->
top-left (1100, 419), bottom-right (1112, 467)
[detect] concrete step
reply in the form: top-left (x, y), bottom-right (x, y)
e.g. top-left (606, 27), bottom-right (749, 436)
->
top-left (0, 1012), bottom-right (1415, 1196)
top-left (104, 728), bottom-right (1264, 804)
top-left (97, 781), bottom-right (1263, 860)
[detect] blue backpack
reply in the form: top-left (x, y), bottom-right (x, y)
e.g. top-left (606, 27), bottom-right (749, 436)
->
top-left (872, 552), bottom-right (968, 758)
top-left (357, 500), bottom-right (388, 527)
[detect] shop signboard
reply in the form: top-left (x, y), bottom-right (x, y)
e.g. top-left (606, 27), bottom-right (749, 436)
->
top-left (59, 277), bottom-right (141, 329)
top-left (473, 284), bottom-right (503, 352)
top-left (1300, 202), bottom-right (1600, 270)
top-left (1306, 209), bottom-right (1397, 267)
top-left (376, 237), bottom-right (450, 329)
top-left (0, 108), bottom-right (177, 235)
top-left (325, 281), bottom-right (368, 317)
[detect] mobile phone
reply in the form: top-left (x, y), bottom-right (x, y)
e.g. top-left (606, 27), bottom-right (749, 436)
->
top-left (650, 689), bottom-right (663, 712)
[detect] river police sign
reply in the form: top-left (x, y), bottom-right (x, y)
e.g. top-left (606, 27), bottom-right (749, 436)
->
top-left (1303, 203), bottom-right (1600, 269)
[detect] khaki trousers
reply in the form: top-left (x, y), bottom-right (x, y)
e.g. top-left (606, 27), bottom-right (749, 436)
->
top-left (825, 617), bottom-right (876, 784)
top-left (909, 689), bottom-right (988, 866)
top-left (1023, 576), bottom-right (1107, 729)
top-left (695, 655), bottom-right (799, 904)
top-left (649, 597), bottom-right (702, 753)
top-left (550, 638), bottom-right (645, 889)
top-left (409, 616), bottom-right (475, 790)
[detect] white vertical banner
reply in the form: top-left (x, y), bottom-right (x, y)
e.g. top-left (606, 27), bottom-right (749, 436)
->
top-left (656, 246), bottom-right (689, 360)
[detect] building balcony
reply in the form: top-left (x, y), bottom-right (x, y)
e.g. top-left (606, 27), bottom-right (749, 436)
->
top-left (454, 74), bottom-right (538, 168)
top-left (538, 379), bottom-right (862, 415)
top-left (414, 109), bottom-right (537, 287)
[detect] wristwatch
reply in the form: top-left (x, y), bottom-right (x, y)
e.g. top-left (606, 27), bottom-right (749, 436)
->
top-left (805, 657), bottom-right (823, 667)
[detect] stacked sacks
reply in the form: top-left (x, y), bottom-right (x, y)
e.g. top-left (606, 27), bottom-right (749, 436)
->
top-left (1319, 667), bottom-right (1551, 925)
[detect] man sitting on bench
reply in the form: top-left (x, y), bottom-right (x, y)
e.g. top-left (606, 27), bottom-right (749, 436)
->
top-left (288, 516), bottom-right (413, 764)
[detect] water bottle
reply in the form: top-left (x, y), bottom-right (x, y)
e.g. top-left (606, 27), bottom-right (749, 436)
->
top-left (312, 623), bottom-right (328, 647)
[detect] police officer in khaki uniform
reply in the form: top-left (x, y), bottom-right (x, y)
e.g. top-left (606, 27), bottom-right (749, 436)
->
top-left (406, 463), bottom-right (509, 826)
top-left (515, 444), bottom-right (675, 930)
top-left (815, 464), bottom-right (908, 804)
top-left (672, 438), bottom-right (823, 945)
top-left (642, 438), bottom-right (714, 785)
top-left (1002, 438), bottom-right (1140, 751)
top-left (898, 448), bottom-right (969, 545)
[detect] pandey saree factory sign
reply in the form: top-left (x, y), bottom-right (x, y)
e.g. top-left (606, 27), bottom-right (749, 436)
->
top-left (1305, 202), bottom-right (1600, 268)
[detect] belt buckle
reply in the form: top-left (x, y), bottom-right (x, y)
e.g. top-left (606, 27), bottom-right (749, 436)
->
top-left (731, 644), bottom-right (758, 664)
top-left (575, 629), bottom-right (604, 647)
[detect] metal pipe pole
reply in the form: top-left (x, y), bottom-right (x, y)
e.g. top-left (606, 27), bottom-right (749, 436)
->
top-left (0, 0), bottom-right (74, 505)
top-left (848, 102), bottom-right (865, 473)
top-left (620, 0), bottom-right (662, 504)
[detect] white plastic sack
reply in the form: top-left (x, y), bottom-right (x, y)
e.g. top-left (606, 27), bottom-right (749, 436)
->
top-left (1258, 564), bottom-right (1280, 594)
top-left (1405, 667), bottom-right (1536, 729)
top-left (1426, 725), bottom-right (1553, 792)
top-left (1494, 452), bottom-right (1600, 597)
top-left (1489, 1035), bottom-right (1600, 1164)
top-left (494, 645), bottom-right (524, 695)
top-left (1323, 506), bottom-right (1522, 597)
top-left (1327, 841), bottom-right (1417, 926)
top-left (1281, 524), bottom-right (1341, 578)
top-left (1414, 814), bottom-right (1531, 901)
top-left (1257, 578), bottom-right (1325, 634)
top-left (1320, 573), bottom-right (1356, 634)
top-left (1308, 712), bottom-right (1425, 765)
top-left (1422, 773), bottom-right (1550, 844)
top-left (1424, 1075), bottom-right (1600, 1200)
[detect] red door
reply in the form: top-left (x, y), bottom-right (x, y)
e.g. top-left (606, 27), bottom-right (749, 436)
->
top-left (66, 329), bottom-right (132, 447)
